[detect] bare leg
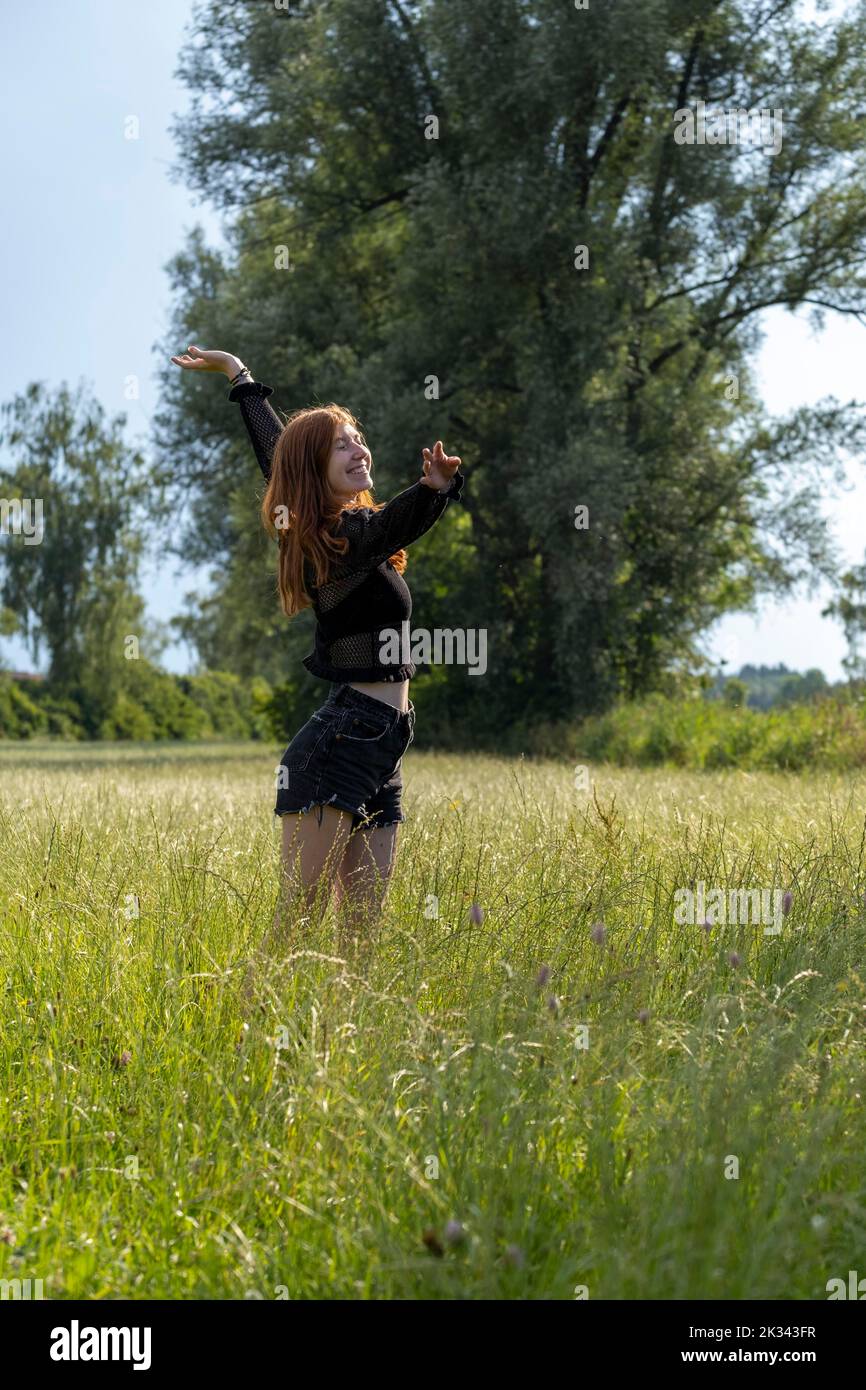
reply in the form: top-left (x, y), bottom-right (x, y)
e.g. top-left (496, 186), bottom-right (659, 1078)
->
top-left (242, 804), bottom-right (354, 1005)
top-left (333, 822), bottom-right (400, 964)
top-left (277, 804), bottom-right (355, 934)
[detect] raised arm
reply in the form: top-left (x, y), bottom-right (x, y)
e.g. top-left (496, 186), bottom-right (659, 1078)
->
top-left (334, 464), bottom-right (464, 576)
top-left (169, 345), bottom-right (284, 481)
top-left (226, 377), bottom-right (283, 482)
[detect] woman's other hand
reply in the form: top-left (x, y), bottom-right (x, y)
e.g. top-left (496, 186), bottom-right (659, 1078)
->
top-left (421, 440), bottom-right (461, 492)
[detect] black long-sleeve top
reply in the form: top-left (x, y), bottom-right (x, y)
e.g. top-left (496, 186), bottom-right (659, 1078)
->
top-left (228, 378), bottom-right (464, 683)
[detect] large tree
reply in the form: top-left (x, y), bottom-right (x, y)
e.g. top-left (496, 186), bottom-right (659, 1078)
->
top-left (154, 0), bottom-right (866, 726)
top-left (0, 383), bottom-right (150, 731)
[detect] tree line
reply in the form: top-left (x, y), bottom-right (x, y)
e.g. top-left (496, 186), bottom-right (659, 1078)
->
top-left (5, 0), bottom-right (866, 741)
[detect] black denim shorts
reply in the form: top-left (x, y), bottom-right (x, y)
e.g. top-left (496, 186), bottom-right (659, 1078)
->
top-left (275, 683), bottom-right (415, 831)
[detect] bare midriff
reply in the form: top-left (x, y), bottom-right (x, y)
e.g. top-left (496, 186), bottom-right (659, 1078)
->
top-left (348, 678), bottom-right (410, 713)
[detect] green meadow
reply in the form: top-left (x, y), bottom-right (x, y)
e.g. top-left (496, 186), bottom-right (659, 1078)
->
top-left (1, 741), bottom-right (864, 1299)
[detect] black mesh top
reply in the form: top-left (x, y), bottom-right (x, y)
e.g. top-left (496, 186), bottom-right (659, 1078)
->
top-left (228, 378), bottom-right (464, 683)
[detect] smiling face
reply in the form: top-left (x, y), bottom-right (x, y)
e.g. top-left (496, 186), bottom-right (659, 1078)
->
top-left (327, 419), bottom-right (372, 499)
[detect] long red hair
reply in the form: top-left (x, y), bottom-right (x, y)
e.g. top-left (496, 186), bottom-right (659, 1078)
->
top-left (261, 403), bottom-right (406, 616)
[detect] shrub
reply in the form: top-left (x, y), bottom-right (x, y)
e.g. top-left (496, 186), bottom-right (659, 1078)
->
top-left (0, 676), bottom-right (46, 738)
top-left (119, 662), bottom-right (209, 740)
top-left (100, 692), bottom-right (156, 741)
top-left (258, 678), bottom-right (311, 744)
top-left (180, 670), bottom-right (272, 740)
top-left (570, 694), bottom-right (866, 772)
top-left (37, 695), bottom-right (86, 740)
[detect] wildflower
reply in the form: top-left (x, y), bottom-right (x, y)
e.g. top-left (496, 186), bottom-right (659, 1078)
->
top-left (112, 1049), bottom-right (132, 1069)
top-left (469, 903), bottom-right (484, 925)
top-left (728, 951), bottom-right (743, 968)
top-left (782, 891), bottom-right (793, 916)
top-left (590, 921), bottom-right (607, 945)
top-left (0, 1227), bottom-right (14, 1246)
top-left (700, 919), bottom-right (713, 934)
top-left (637, 1008), bottom-right (650, 1024)
top-left (535, 964), bottom-right (551, 988)
top-left (443, 1220), bottom-right (466, 1246)
top-left (547, 994), bottom-right (559, 1015)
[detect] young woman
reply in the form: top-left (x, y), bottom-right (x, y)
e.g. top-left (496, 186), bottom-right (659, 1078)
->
top-left (170, 345), bottom-right (464, 957)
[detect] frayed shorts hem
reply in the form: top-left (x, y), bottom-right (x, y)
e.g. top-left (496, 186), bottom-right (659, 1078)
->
top-left (275, 795), bottom-right (405, 832)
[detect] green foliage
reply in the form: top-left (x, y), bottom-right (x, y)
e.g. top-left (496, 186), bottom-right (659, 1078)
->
top-left (776, 668), bottom-right (829, 706)
top-left (722, 677), bottom-right (748, 708)
top-left (0, 668), bottom-right (272, 743)
top-left (101, 691), bottom-right (158, 742)
top-left (101, 663), bottom-right (217, 741)
top-left (154, 0), bottom-right (866, 719)
top-left (256, 676), bottom-right (311, 744)
top-left (180, 670), bottom-right (272, 740)
top-left (0, 675), bottom-right (45, 739)
top-left (8, 662), bottom-right (866, 771)
top-left (25, 687), bottom-right (86, 741)
top-left (568, 692), bottom-right (866, 772)
top-left (707, 663), bottom-right (830, 709)
top-left (0, 382), bottom-right (148, 727)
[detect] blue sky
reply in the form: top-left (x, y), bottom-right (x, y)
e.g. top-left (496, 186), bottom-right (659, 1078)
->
top-left (2, 0), bottom-right (866, 680)
top-left (2, 0), bottom-right (223, 675)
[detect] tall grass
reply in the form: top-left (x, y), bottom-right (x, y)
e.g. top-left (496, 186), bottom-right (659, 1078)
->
top-left (1, 741), bottom-right (864, 1299)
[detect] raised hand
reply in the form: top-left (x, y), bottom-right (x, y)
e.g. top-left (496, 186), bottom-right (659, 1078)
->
top-left (170, 345), bottom-right (245, 378)
top-left (421, 440), bottom-right (461, 492)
